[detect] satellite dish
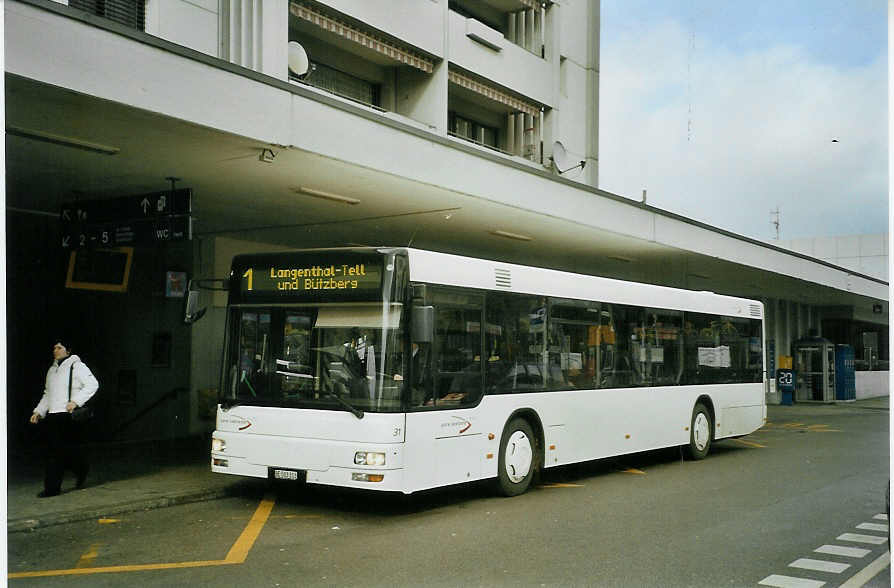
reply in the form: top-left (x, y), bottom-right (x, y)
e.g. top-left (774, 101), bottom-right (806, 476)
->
top-left (288, 41), bottom-right (310, 77)
top-left (551, 141), bottom-right (586, 175)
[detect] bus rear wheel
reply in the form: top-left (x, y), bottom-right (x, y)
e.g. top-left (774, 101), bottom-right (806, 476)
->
top-left (685, 402), bottom-right (712, 460)
top-left (496, 418), bottom-right (536, 496)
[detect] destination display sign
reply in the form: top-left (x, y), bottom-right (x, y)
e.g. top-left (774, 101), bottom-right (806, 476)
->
top-left (237, 254), bottom-right (384, 300)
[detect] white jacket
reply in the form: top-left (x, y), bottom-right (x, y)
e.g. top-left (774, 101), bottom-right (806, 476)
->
top-left (34, 354), bottom-right (99, 417)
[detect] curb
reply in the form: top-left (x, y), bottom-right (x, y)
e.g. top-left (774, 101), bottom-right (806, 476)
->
top-left (8, 481), bottom-right (256, 533)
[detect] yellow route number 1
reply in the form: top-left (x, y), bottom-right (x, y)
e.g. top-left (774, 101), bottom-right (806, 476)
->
top-left (243, 268), bottom-right (253, 291)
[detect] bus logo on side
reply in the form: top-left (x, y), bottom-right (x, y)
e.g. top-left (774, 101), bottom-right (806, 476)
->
top-left (441, 416), bottom-right (472, 434)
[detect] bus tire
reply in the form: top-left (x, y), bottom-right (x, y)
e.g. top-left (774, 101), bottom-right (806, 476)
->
top-left (685, 402), bottom-right (712, 460)
top-left (496, 418), bottom-right (536, 497)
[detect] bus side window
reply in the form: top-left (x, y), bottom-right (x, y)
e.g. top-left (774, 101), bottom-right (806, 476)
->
top-left (434, 306), bottom-right (482, 406)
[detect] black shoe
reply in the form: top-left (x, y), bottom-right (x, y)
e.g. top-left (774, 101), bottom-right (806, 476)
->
top-left (37, 490), bottom-right (59, 498)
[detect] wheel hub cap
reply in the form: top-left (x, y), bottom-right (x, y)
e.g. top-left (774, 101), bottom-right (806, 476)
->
top-left (693, 412), bottom-right (710, 451)
top-left (504, 431), bottom-right (533, 483)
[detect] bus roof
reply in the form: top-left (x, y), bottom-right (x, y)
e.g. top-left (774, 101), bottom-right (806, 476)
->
top-left (402, 248), bottom-right (763, 319)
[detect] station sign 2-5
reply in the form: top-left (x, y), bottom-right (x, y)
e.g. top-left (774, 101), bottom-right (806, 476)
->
top-left (60, 188), bottom-right (192, 248)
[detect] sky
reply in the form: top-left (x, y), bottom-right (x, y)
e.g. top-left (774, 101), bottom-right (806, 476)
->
top-left (597, 0), bottom-right (888, 242)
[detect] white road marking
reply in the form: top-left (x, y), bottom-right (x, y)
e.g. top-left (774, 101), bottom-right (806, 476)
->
top-left (856, 522), bottom-right (889, 532)
top-left (837, 533), bottom-right (888, 545)
top-left (788, 558), bottom-right (850, 573)
top-left (814, 545), bottom-right (871, 558)
top-left (838, 551), bottom-right (891, 588)
top-left (873, 514), bottom-right (888, 521)
top-left (758, 574), bottom-right (825, 588)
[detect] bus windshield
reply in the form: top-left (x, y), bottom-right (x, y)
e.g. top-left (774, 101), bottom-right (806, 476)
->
top-left (225, 304), bottom-right (405, 412)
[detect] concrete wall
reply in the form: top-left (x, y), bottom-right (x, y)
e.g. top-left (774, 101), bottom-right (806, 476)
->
top-left (146, 0), bottom-right (220, 57)
top-left (856, 371), bottom-right (890, 399)
top-left (777, 233), bottom-right (889, 281)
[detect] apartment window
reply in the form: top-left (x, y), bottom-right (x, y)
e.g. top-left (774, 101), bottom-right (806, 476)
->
top-left (298, 62), bottom-right (381, 108)
top-left (70, 0), bottom-right (146, 30)
top-left (449, 112), bottom-right (499, 150)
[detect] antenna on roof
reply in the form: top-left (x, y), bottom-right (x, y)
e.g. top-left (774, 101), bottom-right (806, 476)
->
top-left (770, 207), bottom-right (780, 240)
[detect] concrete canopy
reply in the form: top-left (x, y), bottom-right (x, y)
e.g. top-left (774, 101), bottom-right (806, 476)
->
top-left (4, 1), bottom-right (887, 324)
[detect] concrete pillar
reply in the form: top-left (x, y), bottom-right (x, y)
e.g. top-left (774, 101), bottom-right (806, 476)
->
top-left (584, 0), bottom-right (600, 187)
top-left (506, 113), bottom-right (516, 155)
top-left (541, 3), bottom-right (560, 170)
top-left (506, 12), bottom-right (518, 43)
top-left (223, 0), bottom-right (288, 79)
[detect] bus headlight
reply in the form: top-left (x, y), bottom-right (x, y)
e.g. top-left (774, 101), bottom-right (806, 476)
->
top-left (212, 437), bottom-right (226, 452)
top-left (354, 451), bottom-right (385, 466)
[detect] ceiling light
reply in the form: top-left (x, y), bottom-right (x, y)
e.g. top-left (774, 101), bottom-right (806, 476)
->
top-left (490, 230), bottom-right (533, 242)
top-left (6, 126), bottom-right (120, 155)
top-left (294, 186), bottom-right (360, 205)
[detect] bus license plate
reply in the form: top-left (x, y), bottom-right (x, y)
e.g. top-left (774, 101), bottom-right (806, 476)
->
top-left (273, 469), bottom-right (299, 481)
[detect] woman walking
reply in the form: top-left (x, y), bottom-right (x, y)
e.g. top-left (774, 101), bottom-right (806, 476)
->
top-left (29, 339), bottom-right (99, 497)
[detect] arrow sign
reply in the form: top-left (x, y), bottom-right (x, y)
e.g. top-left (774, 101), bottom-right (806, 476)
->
top-left (60, 188), bottom-right (192, 248)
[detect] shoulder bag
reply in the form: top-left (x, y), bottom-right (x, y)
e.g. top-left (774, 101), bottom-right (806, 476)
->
top-left (69, 363), bottom-right (95, 423)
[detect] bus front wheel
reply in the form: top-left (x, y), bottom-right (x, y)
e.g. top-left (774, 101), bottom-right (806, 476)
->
top-left (685, 402), bottom-right (713, 460)
top-left (496, 418), bottom-right (536, 496)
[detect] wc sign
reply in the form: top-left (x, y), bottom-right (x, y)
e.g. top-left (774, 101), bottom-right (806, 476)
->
top-left (61, 188), bottom-right (192, 248)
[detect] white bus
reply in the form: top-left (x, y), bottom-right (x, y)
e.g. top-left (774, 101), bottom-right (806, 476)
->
top-left (211, 247), bottom-right (766, 496)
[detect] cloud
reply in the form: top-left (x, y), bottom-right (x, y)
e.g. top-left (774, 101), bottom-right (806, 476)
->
top-left (598, 18), bottom-right (888, 241)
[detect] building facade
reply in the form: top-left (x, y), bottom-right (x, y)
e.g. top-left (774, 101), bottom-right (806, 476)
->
top-left (5, 0), bottom-right (887, 447)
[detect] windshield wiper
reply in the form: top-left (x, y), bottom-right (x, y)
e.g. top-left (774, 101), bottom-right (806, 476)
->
top-left (324, 390), bottom-right (365, 419)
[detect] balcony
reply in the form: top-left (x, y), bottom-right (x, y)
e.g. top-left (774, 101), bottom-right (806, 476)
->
top-left (312, 0), bottom-right (444, 58)
top-left (447, 8), bottom-right (552, 109)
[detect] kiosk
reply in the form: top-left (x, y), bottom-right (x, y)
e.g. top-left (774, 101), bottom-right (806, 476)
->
top-left (792, 336), bottom-right (836, 403)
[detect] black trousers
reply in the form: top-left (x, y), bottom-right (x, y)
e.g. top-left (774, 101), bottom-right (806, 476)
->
top-left (42, 412), bottom-right (89, 494)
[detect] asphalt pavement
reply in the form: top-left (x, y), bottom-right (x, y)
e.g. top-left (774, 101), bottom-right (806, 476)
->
top-left (6, 396), bottom-right (889, 534)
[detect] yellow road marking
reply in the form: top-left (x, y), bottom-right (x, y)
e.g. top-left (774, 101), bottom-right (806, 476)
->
top-left (732, 438), bottom-right (766, 448)
top-left (75, 543), bottom-right (103, 568)
top-left (620, 468), bottom-right (646, 475)
top-left (8, 493), bottom-right (276, 579)
top-left (9, 559), bottom-right (233, 577)
top-left (226, 514), bottom-right (320, 521)
top-left (224, 493), bottom-right (276, 564)
top-left (98, 518), bottom-right (121, 524)
top-left (538, 483), bottom-right (584, 488)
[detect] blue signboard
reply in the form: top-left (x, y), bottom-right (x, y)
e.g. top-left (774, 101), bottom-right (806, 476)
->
top-left (776, 369), bottom-right (795, 405)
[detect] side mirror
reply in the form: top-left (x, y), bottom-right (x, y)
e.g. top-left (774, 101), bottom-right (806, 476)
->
top-left (184, 282), bottom-right (207, 325)
top-left (411, 306), bottom-right (434, 343)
